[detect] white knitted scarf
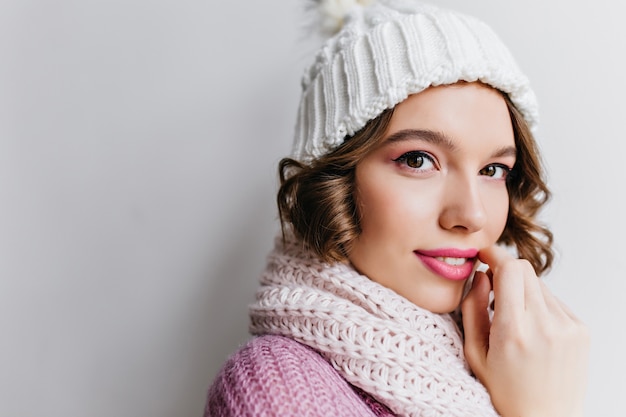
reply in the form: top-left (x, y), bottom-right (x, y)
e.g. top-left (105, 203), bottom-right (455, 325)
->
top-left (249, 235), bottom-right (499, 417)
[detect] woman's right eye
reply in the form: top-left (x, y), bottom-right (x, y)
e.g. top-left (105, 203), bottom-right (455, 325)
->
top-left (393, 151), bottom-right (436, 171)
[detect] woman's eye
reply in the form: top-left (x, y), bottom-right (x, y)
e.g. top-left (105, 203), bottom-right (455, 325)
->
top-left (394, 151), bottom-right (435, 170)
top-left (480, 164), bottom-right (510, 179)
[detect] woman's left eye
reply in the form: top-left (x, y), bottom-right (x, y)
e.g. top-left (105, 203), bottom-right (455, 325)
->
top-left (479, 164), bottom-right (510, 179)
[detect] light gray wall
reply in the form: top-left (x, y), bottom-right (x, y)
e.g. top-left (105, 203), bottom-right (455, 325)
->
top-left (0, 1), bottom-right (623, 416)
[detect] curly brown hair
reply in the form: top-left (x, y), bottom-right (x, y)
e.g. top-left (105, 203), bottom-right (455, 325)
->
top-left (277, 94), bottom-right (553, 275)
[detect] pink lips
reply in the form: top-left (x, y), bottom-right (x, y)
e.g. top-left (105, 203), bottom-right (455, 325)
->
top-left (414, 248), bottom-right (478, 281)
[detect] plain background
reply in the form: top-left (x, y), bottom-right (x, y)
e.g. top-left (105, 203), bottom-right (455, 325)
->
top-left (1, 0), bottom-right (624, 416)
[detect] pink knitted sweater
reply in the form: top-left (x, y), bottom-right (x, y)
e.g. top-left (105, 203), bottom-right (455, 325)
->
top-left (205, 334), bottom-right (395, 417)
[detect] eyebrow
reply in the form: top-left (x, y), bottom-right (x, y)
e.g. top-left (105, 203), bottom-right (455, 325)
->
top-left (384, 129), bottom-right (517, 159)
top-left (385, 129), bottom-right (457, 150)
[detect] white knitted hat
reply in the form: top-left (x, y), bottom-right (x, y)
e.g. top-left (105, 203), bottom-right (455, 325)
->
top-left (292, 0), bottom-right (538, 162)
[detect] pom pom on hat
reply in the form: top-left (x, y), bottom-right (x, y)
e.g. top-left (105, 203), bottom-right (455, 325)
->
top-left (292, 0), bottom-right (539, 162)
top-left (315, 0), bottom-right (375, 35)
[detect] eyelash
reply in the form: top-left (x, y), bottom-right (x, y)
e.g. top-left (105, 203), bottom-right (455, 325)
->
top-left (393, 151), bottom-right (513, 180)
top-left (479, 164), bottom-right (512, 180)
top-left (393, 151), bottom-right (437, 171)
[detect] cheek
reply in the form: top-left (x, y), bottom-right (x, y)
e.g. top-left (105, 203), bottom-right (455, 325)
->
top-left (356, 178), bottom-right (439, 238)
top-left (356, 186), bottom-right (394, 235)
top-left (485, 187), bottom-right (510, 235)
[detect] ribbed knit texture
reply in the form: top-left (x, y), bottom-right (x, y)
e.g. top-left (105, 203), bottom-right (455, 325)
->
top-left (292, 0), bottom-right (537, 161)
top-left (248, 234), bottom-right (500, 417)
top-left (206, 335), bottom-right (394, 416)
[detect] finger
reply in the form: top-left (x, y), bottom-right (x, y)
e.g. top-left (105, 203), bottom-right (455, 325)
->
top-left (461, 271), bottom-right (492, 379)
top-left (477, 244), bottom-right (514, 272)
top-left (538, 279), bottom-right (581, 321)
top-left (482, 246), bottom-right (548, 313)
top-left (479, 245), bottom-right (525, 319)
top-left (521, 261), bottom-right (548, 313)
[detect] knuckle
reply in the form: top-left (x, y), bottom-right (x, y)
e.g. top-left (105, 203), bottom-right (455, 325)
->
top-left (497, 324), bottom-right (527, 351)
top-left (544, 318), bottom-right (589, 348)
top-left (501, 334), bottom-right (529, 358)
top-left (496, 258), bottom-right (534, 277)
top-left (568, 320), bottom-right (590, 345)
top-left (519, 259), bottom-right (535, 275)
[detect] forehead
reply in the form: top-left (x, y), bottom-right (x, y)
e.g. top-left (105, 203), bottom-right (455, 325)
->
top-left (386, 82), bottom-right (514, 145)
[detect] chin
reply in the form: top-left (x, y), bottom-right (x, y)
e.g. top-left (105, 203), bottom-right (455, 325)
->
top-left (428, 304), bottom-right (460, 314)
top-left (409, 292), bottom-right (464, 314)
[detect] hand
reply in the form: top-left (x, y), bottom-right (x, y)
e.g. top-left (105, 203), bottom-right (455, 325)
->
top-left (461, 245), bottom-right (589, 417)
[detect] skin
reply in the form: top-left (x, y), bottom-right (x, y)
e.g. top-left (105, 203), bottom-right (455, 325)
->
top-left (348, 82), bottom-right (515, 313)
top-left (462, 246), bottom-right (589, 417)
top-left (348, 82), bottom-right (589, 416)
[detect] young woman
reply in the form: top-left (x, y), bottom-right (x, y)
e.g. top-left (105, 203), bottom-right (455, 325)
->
top-left (205, 1), bottom-right (589, 416)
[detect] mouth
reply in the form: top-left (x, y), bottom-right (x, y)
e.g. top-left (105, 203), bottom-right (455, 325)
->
top-left (414, 248), bottom-right (478, 281)
top-left (433, 256), bottom-right (469, 266)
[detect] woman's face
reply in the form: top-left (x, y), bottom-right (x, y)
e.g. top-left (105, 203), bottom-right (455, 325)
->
top-left (348, 82), bottom-right (515, 313)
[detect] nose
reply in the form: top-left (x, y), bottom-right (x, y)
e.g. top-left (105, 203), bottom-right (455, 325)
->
top-left (438, 176), bottom-right (488, 233)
